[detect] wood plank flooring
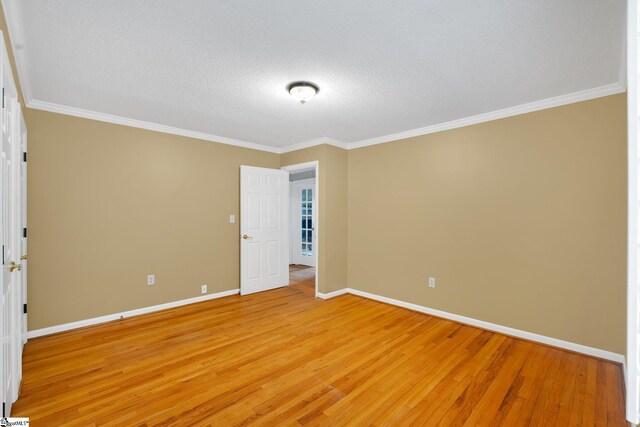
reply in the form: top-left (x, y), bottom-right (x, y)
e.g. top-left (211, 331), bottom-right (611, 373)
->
top-left (289, 264), bottom-right (316, 297)
top-left (12, 267), bottom-right (627, 426)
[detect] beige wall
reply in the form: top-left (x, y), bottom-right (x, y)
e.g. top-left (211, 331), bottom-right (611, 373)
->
top-left (26, 109), bottom-right (279, 329)
top-left (281, 144), bottom-right (348, 293)
top-left (1, 7), bottom-right (626, 352)
top-left (24, 95), bottom-right (628, 353)
top-left (347, 94), bottom-right (627, 354)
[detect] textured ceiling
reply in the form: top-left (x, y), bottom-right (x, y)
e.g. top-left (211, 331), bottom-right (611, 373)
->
top-left (5, 0), bottom-right (626, 149)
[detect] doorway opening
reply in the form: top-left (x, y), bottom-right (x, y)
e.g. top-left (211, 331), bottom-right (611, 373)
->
top-left (282, 161), bottom-right (318, 297)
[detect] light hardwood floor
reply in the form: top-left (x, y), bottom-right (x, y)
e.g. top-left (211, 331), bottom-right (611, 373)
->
top-left (13, 266), bottom-right (626, 426)
top-left (289, 264), bottom-right (316, 297)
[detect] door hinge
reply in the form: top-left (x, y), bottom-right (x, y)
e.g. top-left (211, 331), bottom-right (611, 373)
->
top-left (23, 227), bottom-right (27, 238)
top-left (2, 245), bottom-right (4, 265)
top-left (23, 303), bottom-right (27, 314)
top-left (2, 401), bottom-right (5, 417)
top-left (23, 152), bottom-right (26, 162)
top-left (2, 87), bottom-right (5, 109)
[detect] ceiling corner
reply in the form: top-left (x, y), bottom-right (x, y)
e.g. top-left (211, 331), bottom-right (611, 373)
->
top-left (2, 0), bottom-right (33, 105)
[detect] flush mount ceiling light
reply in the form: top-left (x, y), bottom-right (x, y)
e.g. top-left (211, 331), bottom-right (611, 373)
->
top-left (287, 81), bottom-right (319, 104)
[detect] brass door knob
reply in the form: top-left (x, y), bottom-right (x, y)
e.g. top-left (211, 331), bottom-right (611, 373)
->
top-left (9, 261), bottom-right (21, 272)
top-left (242, 234), bottom-right (253, 240)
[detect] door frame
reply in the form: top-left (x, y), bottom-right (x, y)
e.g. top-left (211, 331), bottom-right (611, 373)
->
top-left (281, 161), bottom-right (319, 298)
top-left (289, 178), bottom-right (316, 267)
top-left (627, 0), bottom-right (639, 422)
top-left (19, 112), bottom-right (26, 345)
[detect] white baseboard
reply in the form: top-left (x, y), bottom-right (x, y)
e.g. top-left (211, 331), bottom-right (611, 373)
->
top-left (26, 289), bottom-right (240, 339)
top-left (28, 285), bottom-right (624, 364)
top-left (321, 288), bottom-right (625, 364)
top-left (316, 289), bottom-right (349, 299)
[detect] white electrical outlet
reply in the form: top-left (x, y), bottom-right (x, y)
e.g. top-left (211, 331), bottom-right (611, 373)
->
top-left (147, 274), bottom-right (155, 286)
top-left (428, 277), bottom-right (436, 288)
top-left (201, 284), bottom-right (208, 294)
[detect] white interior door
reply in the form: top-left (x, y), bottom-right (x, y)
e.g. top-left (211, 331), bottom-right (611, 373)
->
top-left (291, 179), bottom-right (316, 267)
top-left (240, 166), bottom-right (289, 295)
top-left (0, 38), bottom-right (23, 416)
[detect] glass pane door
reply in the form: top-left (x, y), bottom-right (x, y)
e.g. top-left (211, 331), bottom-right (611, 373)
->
top-left (300, 187), bottom-right (313, 258)
top-left (291, 179), bottom-right (316, 267)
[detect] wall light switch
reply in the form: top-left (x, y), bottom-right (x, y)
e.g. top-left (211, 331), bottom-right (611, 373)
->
top-left (428, 277), bottom-right (436, 288)
top-left (147, 274), bottom-right (155, 286)
top-left (229, 214), bottom-right (236, 224)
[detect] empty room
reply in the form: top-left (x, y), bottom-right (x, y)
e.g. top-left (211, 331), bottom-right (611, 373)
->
top-left (0, 0), bottom-right (637, 425)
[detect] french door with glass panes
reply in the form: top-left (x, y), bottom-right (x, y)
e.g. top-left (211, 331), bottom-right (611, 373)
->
top-left (291, 180), bottom-right (316, 267)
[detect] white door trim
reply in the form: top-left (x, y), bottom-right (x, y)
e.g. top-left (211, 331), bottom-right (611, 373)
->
top-left (19, 114), bottom-right (26, 346)
top-left (627, 0), bottom-right (639, 422)
top-left (289, 178), bottom-right (315, 184)
top-left (282, 161), bottom-right (319, 297)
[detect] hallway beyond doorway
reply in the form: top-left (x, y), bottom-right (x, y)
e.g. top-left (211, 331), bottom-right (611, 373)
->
top-left (289, 265), bottom-right (315, 297)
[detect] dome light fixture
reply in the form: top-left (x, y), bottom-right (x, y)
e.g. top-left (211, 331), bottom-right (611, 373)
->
top-left (287, 81), bottom-right (319, 104)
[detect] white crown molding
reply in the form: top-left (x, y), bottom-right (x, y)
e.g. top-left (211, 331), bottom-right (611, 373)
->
top-left (2, 1), bottom-right (626, 155)
top-left (26, 82), bottom-right (626, 155)
top-left (322, 288), bottom-right (624, 363)
top-left (26, 288), bottom-right (240, 339)
top-left (280, 137), bottom-right (348, 153)
top-left (27, 99), bottom-right (281, 154)
top-left (25, 79), bottom-right (627, 155)
top-left (347, 81), bottom-right (626, 150)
